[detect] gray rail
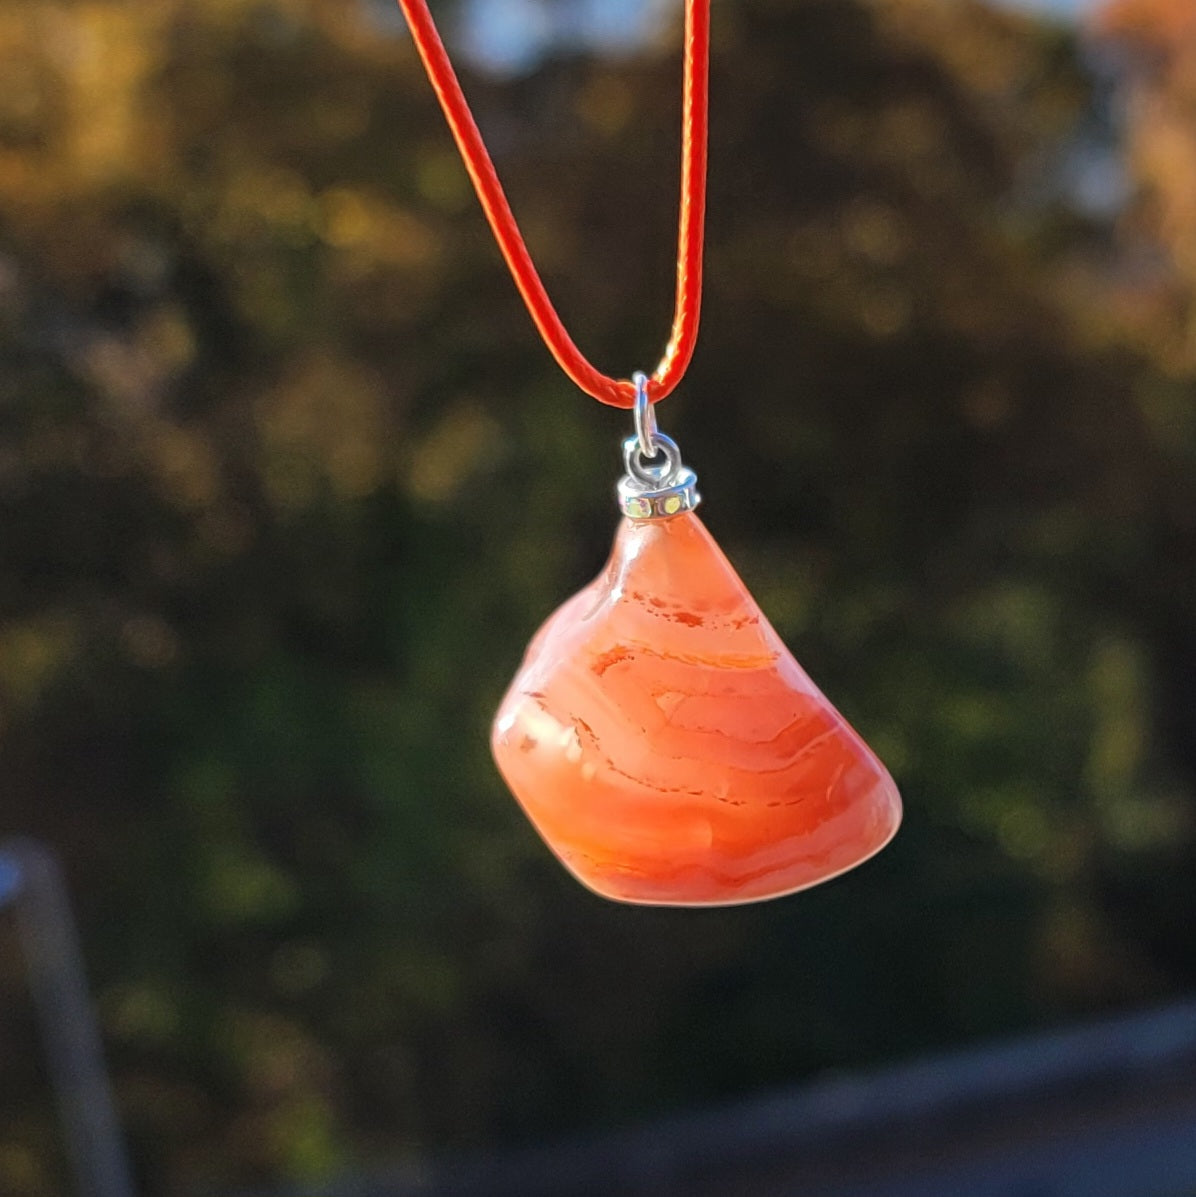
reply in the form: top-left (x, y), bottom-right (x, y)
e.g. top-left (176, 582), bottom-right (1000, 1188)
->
top-left (0, 840), bottom-right (135, 1197)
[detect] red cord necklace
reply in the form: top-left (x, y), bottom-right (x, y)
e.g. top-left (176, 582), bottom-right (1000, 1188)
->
top-left (395, 0), bottom-right (708, 408)
top-left (397, 2), bottom-right (902, 906)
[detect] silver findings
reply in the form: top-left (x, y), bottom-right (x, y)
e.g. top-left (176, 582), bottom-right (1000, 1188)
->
top-left (623, 430), bottom-right (683, 488)
top-left (616, 374), bottom-right (701, 521)
top-left (631, 371), bottom-right (658, 458)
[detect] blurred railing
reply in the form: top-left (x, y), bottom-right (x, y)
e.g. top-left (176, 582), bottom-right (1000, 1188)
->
top-left (0, 840), bottom-right (136, 1197)
top-left (262, 999), bottom-right (1196, 1197)
top-left (6, 837), bottom-right (1196, 1197)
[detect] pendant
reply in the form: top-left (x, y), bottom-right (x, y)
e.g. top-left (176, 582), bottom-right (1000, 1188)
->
top-left (492, 380), bottom-right (901, 906)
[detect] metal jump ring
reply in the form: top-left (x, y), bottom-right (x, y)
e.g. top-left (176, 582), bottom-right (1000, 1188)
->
top-left (632, 372), bottom-right (657, 459)
top-left (616, 373), bottom-right (700, 520)
top-left (624, 431), bottom-right (683, 487)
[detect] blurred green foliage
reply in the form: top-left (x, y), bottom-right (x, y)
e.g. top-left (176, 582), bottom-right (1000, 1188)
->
top-left (0, 0), bottom-right (1194, 1192)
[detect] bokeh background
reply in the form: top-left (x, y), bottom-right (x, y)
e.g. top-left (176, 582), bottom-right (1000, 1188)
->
top-left (1, 0), bottom-right (1195, 1191)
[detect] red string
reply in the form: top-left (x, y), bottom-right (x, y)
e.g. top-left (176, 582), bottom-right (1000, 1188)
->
top-left (394, 0), bottom-right (709, 409)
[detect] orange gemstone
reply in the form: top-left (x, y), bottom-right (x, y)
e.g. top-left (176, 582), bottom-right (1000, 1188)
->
top-left (491, 512), bottom-right (901, 906)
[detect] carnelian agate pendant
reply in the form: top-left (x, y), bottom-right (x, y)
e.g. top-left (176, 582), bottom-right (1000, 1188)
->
top-left (491, 387), bottom-right (901, 906)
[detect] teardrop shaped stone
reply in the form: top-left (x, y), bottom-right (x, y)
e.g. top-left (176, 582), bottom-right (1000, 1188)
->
top-left (491, 512), bottom-right (901, 906)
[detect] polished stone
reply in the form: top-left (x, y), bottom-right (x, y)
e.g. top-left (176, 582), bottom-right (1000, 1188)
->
top-left (491, 512), bottom-right (902, 906)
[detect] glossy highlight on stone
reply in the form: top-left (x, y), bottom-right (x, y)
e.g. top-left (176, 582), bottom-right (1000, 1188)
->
top-left (491, 512), bottom-right (902, 906)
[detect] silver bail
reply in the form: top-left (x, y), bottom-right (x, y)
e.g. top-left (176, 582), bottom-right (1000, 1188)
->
top-left (616, 373), bottom-right (701, 520)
